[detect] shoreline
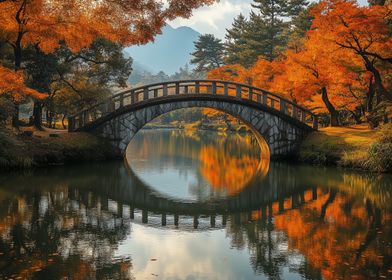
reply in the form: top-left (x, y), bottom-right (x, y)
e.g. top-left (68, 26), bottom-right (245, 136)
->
top-left (1, 124), bottom-right (390, 173)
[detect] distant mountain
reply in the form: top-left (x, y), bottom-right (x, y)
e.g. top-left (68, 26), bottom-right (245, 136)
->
top-left (124, 25), bottom-right (201, 75)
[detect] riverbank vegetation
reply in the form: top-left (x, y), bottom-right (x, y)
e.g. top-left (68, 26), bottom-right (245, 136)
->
top-left (0, 127), bottom-right (116, 170)
top-left (299, 124), bottom-right (392, 172)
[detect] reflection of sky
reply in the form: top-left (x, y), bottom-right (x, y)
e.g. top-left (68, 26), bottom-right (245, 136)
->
top-left (116, 224), bottom-right (305, 280)
top-left (127, 130), bottom-right (260, 202)
top-left (133, 164), bottom-right (208, 201)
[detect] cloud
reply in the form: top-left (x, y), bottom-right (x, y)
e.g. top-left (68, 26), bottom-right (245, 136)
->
top-left (169, 0), bottom-right (369, 39)
top-left (170, 0), bottom-right (253, 38)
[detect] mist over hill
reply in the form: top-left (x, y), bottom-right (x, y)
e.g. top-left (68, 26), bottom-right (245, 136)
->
top-left (124, 25), bottom-right (200, 75)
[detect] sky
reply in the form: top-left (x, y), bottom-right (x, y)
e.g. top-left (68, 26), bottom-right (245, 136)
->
top-left (170, 0), bottom-right (369, 38)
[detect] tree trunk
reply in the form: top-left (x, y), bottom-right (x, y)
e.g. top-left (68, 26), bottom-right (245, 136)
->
top-left (32, 101), bottom-right (43, 129)
top-left (363, 55), bottom-right (392, 102)
top-left (366, 76), bottom-right (375, 113)
top-left (321, 87), bottom-right (340, 127)
top-left (12, 105), bottom-right (19, 127)
top-left (11, 43), bottom-right (23, 127)
top-left (62, 115), bottom-right (66, 129)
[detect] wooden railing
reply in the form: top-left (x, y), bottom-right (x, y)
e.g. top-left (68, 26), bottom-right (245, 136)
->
top-left (68, 80), bottom-right (318, 131)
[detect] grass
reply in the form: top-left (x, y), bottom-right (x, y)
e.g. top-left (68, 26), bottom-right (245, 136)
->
top-left (0, 126), bottom-right (117, 170)
top-left (299, 124), bottom-right (392, 172)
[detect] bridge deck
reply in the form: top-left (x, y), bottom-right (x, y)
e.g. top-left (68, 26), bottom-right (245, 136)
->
top-left (68, 80), bottom-right (318, 131)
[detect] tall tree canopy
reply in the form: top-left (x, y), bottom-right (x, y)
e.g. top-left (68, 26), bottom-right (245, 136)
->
top-left (0, 0), bottom-right (215, 125)
top-left (191, 34), bottom-right (224, 72)
top-left (224, 0), bottom-right (309, 66)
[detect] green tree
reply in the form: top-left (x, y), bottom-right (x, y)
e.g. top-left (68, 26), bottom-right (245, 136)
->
top-left (251, 0), bottom-right (309, 60)
top-left (224, 14), bottom-right (250, 65)
top-left (368, 0), bottom-right (387, 5)
top-left (26, 39), bottom-right (132, 128)
top-left (191, 34), bottom-right (224, 72)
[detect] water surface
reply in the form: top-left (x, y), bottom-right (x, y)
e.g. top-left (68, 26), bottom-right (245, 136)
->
top-left (0, 129), bottom-right (391, 280)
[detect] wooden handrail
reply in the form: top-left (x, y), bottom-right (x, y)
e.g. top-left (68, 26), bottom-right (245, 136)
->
top-left (68, 80), bottom-right (318, 131)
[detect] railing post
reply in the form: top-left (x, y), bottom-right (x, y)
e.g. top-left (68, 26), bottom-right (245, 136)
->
top-left (249, 87), bottom-right (253, 100)
top-left (280, 100), bottom-right (286, 114)
top-left (163, 84), bottom-right (168, 96)
top-left (292, 106), bottom-right (298, 119)
top-left (175, 82), bottom-right (180, 95)
top-left (212, 82), bottom-right (217, 95)
top-left (236, 85), bottom-right (242, 98)
top-left (313, 115), bottom-right (319, 130)
top-left (119, 94), bottom-right (124, 108)
top-left (143, 87), bottom-right (149, 101)
top-left (262, 94), bottom-right (267, 105)
top-left (301, 111), bottom-right (306, 123)
top-left (195, 81), bottom-right (200, 94)
top-left (224, 83), bottom-right (229, 96)
top-left (131, 89), bottom-right (135, 104)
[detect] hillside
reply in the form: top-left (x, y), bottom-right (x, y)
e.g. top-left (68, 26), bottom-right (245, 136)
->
top-left (124, 24), bottom-right (200, 75)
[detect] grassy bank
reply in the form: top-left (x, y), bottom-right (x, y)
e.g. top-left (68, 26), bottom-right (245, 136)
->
top-left (0, 127), bottom-right (117, 170)
top-left (299, 124), bottom-right (392, 172)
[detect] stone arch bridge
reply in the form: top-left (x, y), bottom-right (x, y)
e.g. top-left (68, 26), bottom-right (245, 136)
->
top-left (68, 80), bottom-right (318, 159)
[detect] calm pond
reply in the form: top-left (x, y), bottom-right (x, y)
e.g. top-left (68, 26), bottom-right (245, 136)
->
top-left (0, 129), bottom-right (391, 280)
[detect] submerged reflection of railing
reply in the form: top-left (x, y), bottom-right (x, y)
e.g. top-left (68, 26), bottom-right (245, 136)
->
top-left (99, 187), bottom-right (319, 231)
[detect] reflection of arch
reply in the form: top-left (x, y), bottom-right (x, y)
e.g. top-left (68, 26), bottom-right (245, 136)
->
top-left (99, 162), bottom-right (317, 231)
top-left (68, 80), bottom-right (316, 159)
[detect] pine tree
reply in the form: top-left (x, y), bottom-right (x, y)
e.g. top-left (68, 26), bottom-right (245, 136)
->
top-left (251, 0), bottom-right (309, 60)
top-left (191, 34), bottom-right (224, 72)
top-left (368, 0), bottom-right (387, 5)
top-left (224, 14), bottom-right (249, 65)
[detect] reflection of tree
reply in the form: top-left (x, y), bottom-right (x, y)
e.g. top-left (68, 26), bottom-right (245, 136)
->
top-left (127, 129), bottom-right (263, 199)
top-left (0, 186), bottom-right (134, 279)
top-left (273, 189), bottom-right (391, 280)
top-left (199, 146), bottom-right (260, 195)
top-left (225, 211), bottom-right (322, 280)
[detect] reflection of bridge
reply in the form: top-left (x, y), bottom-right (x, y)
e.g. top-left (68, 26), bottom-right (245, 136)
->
top-left (75, 163), bottom-right (320, 231)
top-left (68, 80), bottom-right (318, 158)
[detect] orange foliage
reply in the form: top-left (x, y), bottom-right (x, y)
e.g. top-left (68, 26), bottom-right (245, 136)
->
top-left (274, 190), bottom-right (392, 280)
top-left (0, 66), bottom-right (46, 101)
top-left (0, 0), bottom-right (215, 53)
top-left (205, 1), bottom-right (392, 116)
top-left (207, 64), bottom-right (252, 85)
top-left (199, 145), bottom-right (260, 195)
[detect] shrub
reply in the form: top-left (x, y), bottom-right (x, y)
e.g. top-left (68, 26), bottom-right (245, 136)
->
top-left (365, 124), bottom-right (392, 172)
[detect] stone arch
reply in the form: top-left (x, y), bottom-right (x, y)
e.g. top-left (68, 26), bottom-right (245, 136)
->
top-left (95, 99), bottom-right (309, 159)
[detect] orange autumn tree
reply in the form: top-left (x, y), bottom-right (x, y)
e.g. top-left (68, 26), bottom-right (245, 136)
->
top-left (310, 0), bottom-right (392, 102)
top-left (0, 66), bottom-right (44, 101)
top-left (0, 0), bottom-right (214, 124)
top-left (0, 0), bottom-right (215, 70)
top-left (282, 24), bottom-right (363, 126)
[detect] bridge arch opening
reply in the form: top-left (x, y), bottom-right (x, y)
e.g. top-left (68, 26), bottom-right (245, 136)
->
top-left (123, 106), bottom-right (271, 162)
